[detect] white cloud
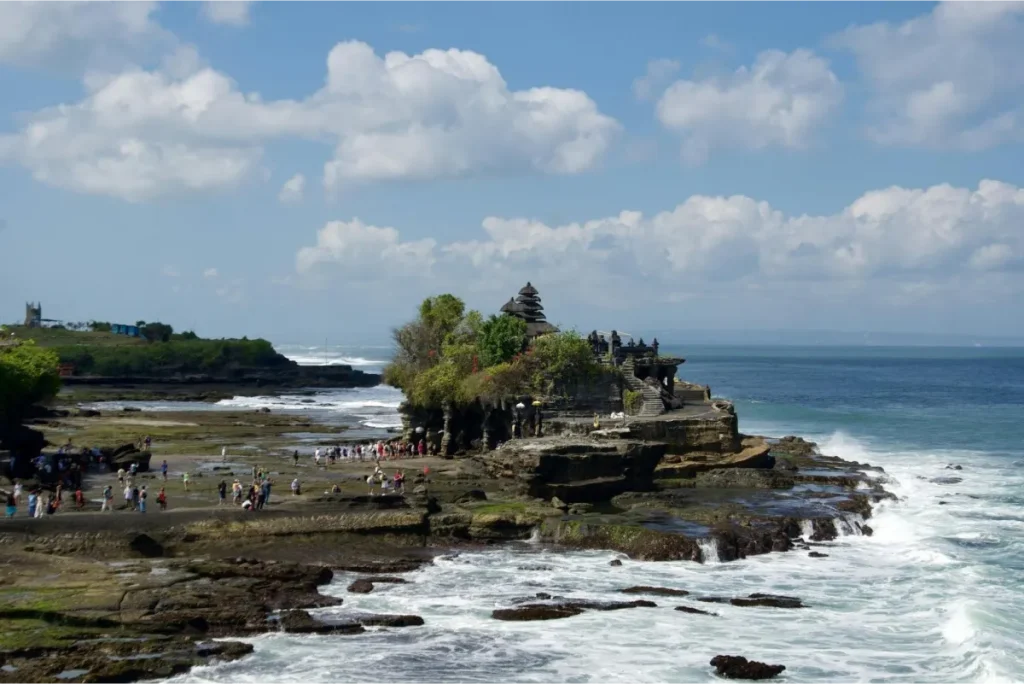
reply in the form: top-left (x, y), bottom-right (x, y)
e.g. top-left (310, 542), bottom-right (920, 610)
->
top-left (654, 49), bottom-right (843, 164)
top-left (203, 268), bottom-right (219, 279)
top-left (295, 180), bottom-right (1024, 303)
top-left (296, 219), bottom-right (437, 276)
top-left (161, 265), bottom-right (180, 278)
top-left (633, 59), bottom-right (680, 101)
top-left (0, 1), bottom-right (172, 71)
top-left (832, 1), bottom-right (1024, 149)
top-left (278, 174), bottom-right (305, 204)
top-left (0, 40), bottom-right (619, 201)
top-left (201, 1), bottom-right (251, 27)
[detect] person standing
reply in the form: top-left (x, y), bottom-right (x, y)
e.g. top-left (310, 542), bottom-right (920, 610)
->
top-left (221, 446), bottom-right (227, 463)
top-left (293, 450), bottom-right (299, 466)
top-left (217, 480), bottom-right (227, 506)
top-left (291, 478), bottom-right (300, 496)
top-left (124, 483), bottom-right (133, 510)
top-left (101, 485), bottom-right (113, 512)
top-left (13, 481), bottom-right (22, 506)
top-left (157, 487), bottom-right (167, 510)
top-left (27, 490), bottom-right (38, 518)
top-left (182, 471), bottom-right (190, 492)
top-left (5, 491), bottom-right (16, 518)
top-left (117, 467), bottom-right (126, 487)
top-left (161, 460), bottom-right (168, 481)
top-left (138, 486), bottom-right (147, 513)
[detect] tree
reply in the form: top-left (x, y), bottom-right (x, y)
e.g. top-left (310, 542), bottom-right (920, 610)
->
top-left (478, 314), bottom-right (527, 367)
top-left (529, 330), bottom-right (601, 394)
top-left (0, 341), bottom-right (61, 423)
top-left (141, 321), bottom-right (174, 342)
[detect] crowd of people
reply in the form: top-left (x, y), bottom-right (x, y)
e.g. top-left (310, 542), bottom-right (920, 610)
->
top-left (302, 439), bottom-right (430, 468)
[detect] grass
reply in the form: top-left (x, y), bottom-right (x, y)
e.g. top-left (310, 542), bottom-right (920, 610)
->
top-left (4, 326), bottom-right (148, 348)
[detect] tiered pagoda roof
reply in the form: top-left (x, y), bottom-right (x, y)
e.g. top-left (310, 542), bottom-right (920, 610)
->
top-left (500, 282), bottom-right (558, 337)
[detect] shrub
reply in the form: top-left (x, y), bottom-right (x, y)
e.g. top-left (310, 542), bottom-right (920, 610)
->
top-left (0, 341), bottom-right (61, 422)
top-left (623, 389), bottom-right (642, 415)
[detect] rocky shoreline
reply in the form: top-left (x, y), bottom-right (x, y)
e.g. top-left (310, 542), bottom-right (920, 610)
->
top-left (0, 422), bottom-right (897, 683)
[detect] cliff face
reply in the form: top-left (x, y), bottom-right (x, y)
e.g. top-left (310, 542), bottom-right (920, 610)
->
top-left (479, 440), bottom-right (665, 503)
top-left (627, 411), bottom-right (740, 454)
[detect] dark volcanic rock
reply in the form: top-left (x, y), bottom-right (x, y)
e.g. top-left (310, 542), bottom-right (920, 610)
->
top-left (454, 489), bottom-right (488, 503)
top-left (353, 614), bottom-right (425, 628)
top-left (675, 605), bottom-right (717, 616)
top-left (808, 551), bottom-right (829, 558)
top-left (621, 586), bottom-right (690, 597)
top-left (566, 599), bottom-right (657, 611)
top-left (930, 476), bottom-right (963, 485)
top-left (710, 655), bottom-right (786, 680)
top-left (127, 533), bottom-right (164, 558)
top-left (278, 610), bottom-right (365, 635)
top-left (731, 593), bottom-right (805, 609)
top-left (492, 604), bottom-right (585, 621)
top-left (347, 579), bottom-right (376, 594)
top-left (609, 559), bottom-right (623, 566)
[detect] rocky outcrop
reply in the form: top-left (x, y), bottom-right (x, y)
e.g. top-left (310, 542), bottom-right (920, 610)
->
top-left (620, 586), bottom-right (690, 597)
top-left (675, 605), bottom-right (716, 616)
top-left (627, 411), bottom-right (740, 454)
top-left (710, 655), bottom-right (786, 680)
top-left (492, 599), bottom-right (656, 621)
top-left (480, 440), bottom-right (665, 503)
top-left (541, 519), bottom-right (703, 562)
top-left (655, 445), bottom-right (774, 480)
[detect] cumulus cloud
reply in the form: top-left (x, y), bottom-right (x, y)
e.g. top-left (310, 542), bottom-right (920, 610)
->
top-left (278, 174), bottom-right (305, 204)
top-left (0, 40), bottom-right (618, 201)
top-left (295, 180), bottom-right (1024, 304)
top-left (653, 49), bottom-right (843, 164)
top-left (832, 1), bottom-right (1024, 149)
top-left (0, 1), bottom-right (172, 71)
top-left (633, 59), bottom-right (680, 101)
top-left (201, 1), bottom-right (251, 27)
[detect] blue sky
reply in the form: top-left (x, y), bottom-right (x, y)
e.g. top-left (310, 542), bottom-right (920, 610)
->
top-left (1, 1), bottom-right (1023, 345)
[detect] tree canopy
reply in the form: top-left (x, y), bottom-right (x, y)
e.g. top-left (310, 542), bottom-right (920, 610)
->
top-left (384, 294), bottom-right (605, 409)
top-left (0, 341), bottom-right (61, 423)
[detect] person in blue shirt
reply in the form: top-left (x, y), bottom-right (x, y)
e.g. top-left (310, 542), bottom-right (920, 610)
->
top-left (161, 460), bottom-right (168, 481)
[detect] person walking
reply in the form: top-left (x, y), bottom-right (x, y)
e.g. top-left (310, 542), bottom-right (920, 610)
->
top-left (293, 450), bottom-right (299, 466)
top-left (221, 446), bottom-right (227, 463)
top-left (27, 490), bottom-right (38, 518)
top-left (217, 480), bottom-right (227, 506)
top-left (101, 485), bottom-right (113, 512)
top-left (182, 471), bottom-right (190, 492)
top-left (5, 492), bottom-right (16, 518)
top-left (138, 486), bottom-right (147, 513)
top-left (157, 487), bottom-right (167, 510)
top-left (161, 460), bottom-right (168, 481)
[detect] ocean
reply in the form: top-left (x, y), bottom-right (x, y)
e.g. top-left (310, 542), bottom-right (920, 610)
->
top-left (161, 344), bottom-right (1024, 683)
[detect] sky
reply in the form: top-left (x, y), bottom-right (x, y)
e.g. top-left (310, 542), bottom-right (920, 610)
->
top-left (1, 1), bottom-right (1023, 346)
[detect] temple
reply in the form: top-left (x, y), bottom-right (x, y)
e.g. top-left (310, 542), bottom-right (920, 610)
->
top-left (500, 282), bottom-right (559, 338)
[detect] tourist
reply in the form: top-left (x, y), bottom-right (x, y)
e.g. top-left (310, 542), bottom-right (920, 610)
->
top-left (394, 470), bottom-right (405, 494)
top-left (232, 479), bottom-right (242, 505)
top-left (132, 485), bottom-right (140, 511)
top-left (27, 490), bottom-right (38, 518)
top-left (46, 495), bottom-right (57, 515)
top-left (144, 435), bottom-right (151, 451)
top-left (256, 485), bottom-right (266, 511)
top-left (221, 446), bottom-right (227, 462)
top-left (138, 486), bottom-right (148, 513)
top-left (124, 483), bottom-right (133, 510)
top-left (74, 488), bottom-right (85, 509)
top-left (161, 460), bottom-right (168, 481)
top-left (262, 478), bottom-right (272, 506)
top-left (101, 485), bottom-right (113, 512)
top-left (293, 450), bottom-right (299, 466)
top-left (182, 471), bottom-right (191, 492)
top-left (418, 440), bottom-right (426, 456)
top-left (130, 462), bottom-right (138, 477)
top-left (331, 483), bottom-right (341, 494)
top-left (55, 483), bottom-right (63, 503)
top-left (241, 499), bottom-right (253, 511)
top-left (13, 480), bottom-right (22, 505)
top-left (314, 448), bottom-right (321, 467)
top-left (5, 491), bottom-right (16, 518)
top-left (157, 487), bottom-right (167, 510)
top-left (117, 467), bottom-right (125, 487)
top-left (217, 480), bottom-right (227, 505)
top-left (291, 478), bottom-right (301, 496)
top-left (34, 493), bottom-right (45, 518)
top-left (366, 473), bottom-right (376, 496)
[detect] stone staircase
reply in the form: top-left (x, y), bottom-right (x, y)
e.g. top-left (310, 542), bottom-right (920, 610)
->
top-left (621, 358), bottom-right (665, 417)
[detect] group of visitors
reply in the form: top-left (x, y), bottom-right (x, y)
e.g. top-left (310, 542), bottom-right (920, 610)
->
top-left (304, 440), bottom-right (429, 468)
top-left (366, 465), bottom-right (406, 495)
top-left (114, 461), bottom-right (167, 512)
top-left (227, 469), bottom-right (274, 511)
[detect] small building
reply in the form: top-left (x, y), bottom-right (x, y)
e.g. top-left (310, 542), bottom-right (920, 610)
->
top-left (24, 302), bottom-right (42, 328)
top-left (111, 324), bottom-right (141, 337)
top-left (500, 282), bottom-right (559, 338)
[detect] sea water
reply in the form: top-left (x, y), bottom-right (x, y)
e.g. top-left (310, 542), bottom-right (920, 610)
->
top-left (163, 345), bottom-right (1024, 682)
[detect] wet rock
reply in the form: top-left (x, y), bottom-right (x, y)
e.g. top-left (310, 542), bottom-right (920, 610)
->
top-left (930, 476), bottom-right (962, 485)
top-left (127, 533), bottom-right (164, 558)
top-left (731, 593), bottom-right (805, 609)
top-left (535, 592), bottom-right (552, 600)
top-left (195, 641), bottom-right (255, 659)
top-left (675, 605), bottom-right (717, 616)
top-left (353, 614), bottom-right (425, 628)
top-left (256, 407), bottom-right (271, 414)
top-left (492, 604), bottom-right (585, 621)
top-left (859, 524), bottom-right (874, 536)
top-left (808, 551), bottom-right (829, 558)
top-left (620, 586), bottom-right (690, 597)
top-left (566, 599), bottom-right (657, 611)
top-left (710, 655), bottom-right (786, 680)
top-left (697, 597), bottom-right (731, 605)
top-left (334, 559), bottom-right (426, 574)
top-left (945, 464), bottom-right (963, 471)
top-left (347, 579), bottom-right (375, 594)
top-left (552, 497), bottom-right (568, 511)
top-left (278, 610), bottom-right (365, 635)
top-left (609, 559), bottom-right (623, 567)
top-left (568, 503), bottom-right (593, 515)
top-left (454, 489), bottom-right (487, 504)
top-left (517, 565), bottom-right (553, 572)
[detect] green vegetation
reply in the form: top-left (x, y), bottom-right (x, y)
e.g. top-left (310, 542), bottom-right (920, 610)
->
top-left (0, 340), bottom-right (61, 422)
top-left (54, 338), bottom-right (289, 376)
top-left (4, 324), bottom-right (292, 377)
top-left (383, 294), bottom-right (608, 409)
top-left (623, 389), bottom-right (642, 415)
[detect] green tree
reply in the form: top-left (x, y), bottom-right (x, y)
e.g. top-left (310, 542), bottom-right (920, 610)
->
top-left (0, 341), bottom-right (61, 423)
top-left (528, 330), bottom-right (600, 394)
top-left (141, 321), bottom-right (174, 342)
top-left (478, 314), bottom-right (527, 367)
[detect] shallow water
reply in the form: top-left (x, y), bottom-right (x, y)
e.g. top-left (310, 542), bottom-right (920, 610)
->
top-left (165, 345), bottom-right (1024, 682)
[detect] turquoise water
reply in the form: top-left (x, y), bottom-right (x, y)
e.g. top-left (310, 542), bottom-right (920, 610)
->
top-left (174, 345), bottom-right (1024, 683)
